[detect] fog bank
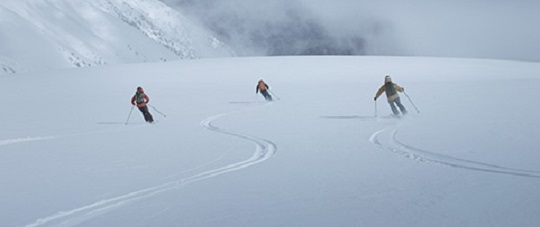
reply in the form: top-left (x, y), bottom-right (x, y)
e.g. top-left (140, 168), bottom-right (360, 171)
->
top-left (161, 0), bottom-right (540, 62)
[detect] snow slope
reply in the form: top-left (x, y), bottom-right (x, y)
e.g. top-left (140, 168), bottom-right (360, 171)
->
top-left (1, 56), bottom-right (540, 226)
top-left (0, 0), bottom-right (234, 75)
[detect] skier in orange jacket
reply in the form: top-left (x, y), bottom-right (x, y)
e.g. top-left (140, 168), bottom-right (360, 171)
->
top-left (256, 79), bottom-right (273, 101)
top-left (374, 76), bottom-right (407, 116)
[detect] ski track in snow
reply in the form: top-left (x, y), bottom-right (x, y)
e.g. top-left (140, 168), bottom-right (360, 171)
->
top-left (0, 136), bottom-right (55, 147)
top-left (320, 115), bottom-right (397, 120)
top-left (370, 126), bottom-right (540, 179)
top-left (0, 124), bottom-right (150, 149)
top-left (22, 104), bottom-right (277, 227)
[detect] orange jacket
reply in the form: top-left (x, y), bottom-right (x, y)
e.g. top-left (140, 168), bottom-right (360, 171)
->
top-left (375, 83), bottom-right (404, 101)
top-left (256, 80), bottom-right (269, 93)
top-left (375, 77), bottom-right (404, 101)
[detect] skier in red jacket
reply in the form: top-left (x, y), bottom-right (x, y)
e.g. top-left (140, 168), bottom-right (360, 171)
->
top-left (131, 87), bottom-right (154, 123)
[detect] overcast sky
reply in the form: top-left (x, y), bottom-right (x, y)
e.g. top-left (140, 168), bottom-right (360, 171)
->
top-left (162, 0), bottom-right (540, 62)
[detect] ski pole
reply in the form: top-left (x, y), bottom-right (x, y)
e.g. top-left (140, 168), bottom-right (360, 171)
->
top-left (374, 100), bottom-right (378, 118)
top-left (148, 104), bottom-right (167, 117)
top-left (125, 105), bottom-right (135, 125)
top-left (404, 92), bottom-right (420, 113)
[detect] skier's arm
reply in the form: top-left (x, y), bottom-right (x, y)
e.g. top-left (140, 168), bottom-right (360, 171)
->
top-left (374, 86), bottom-right (385, 100)
top-left (394, 84), bottom-right (404, 92)
top-left (131, 96), bottom-right (136, 105)
top-left (265, 83), bottom-right (270, 90)
top-left (256, 85), bottom-right (259, 93)
top-left (144, 94), bottom-right (150, 103)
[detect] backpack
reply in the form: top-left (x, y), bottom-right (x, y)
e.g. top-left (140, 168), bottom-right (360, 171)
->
top-left (384, 82), bottom-right (397, 97)
top-left (135, 92), bottom-right (146, 104)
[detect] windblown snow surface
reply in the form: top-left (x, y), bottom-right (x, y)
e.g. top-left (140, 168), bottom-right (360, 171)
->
top-left (1, 56), bottom-right (540, 226)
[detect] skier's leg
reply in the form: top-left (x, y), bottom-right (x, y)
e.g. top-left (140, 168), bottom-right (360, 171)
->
top-left (388, 100), bottom-right (399, 115)
top-left (140, 106), bottom-right (152, 122)
top-left (137, 106), bottom-right (146, 119)
top-left (143, 113), bottom-right (149, 122)
top-left (147, 112), bottom-right (154, 122)
top-left (262, 91), bottom-right (272, 101)
top-left (266, 92), bottom-right (273, 101)
top-left (395, 97), bottom-right (407, 114)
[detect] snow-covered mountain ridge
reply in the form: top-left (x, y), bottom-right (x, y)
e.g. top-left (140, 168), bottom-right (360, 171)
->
top-left (0, 0), bottom-right (234, 75)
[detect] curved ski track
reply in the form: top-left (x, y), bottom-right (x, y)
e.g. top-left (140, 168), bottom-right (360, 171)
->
top-left (370, 126), bottom-right (540, 178)
top-left (23, 106), bottom-right (277, 227)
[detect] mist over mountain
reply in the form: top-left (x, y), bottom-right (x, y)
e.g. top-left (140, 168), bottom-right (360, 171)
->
top-left (160, 0), bottom-right (398, 56)
top-left (161, 0), bottom-right (540, 62)
top-left (0, 0), bottom-right (234, 75)
top-left (2, 0), bottom-right (539, 75)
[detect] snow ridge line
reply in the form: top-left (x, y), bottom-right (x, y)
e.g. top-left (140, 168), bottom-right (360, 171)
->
top-left (370, 127), bottom-right (540, 179)
top-left (23, 105), bottom-right (276, 227)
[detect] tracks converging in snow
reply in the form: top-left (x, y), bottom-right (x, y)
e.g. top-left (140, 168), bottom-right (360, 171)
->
top-left (23, 105), bottom-right (276, 227)
top-left (370, 126), bottom-right (540, 178)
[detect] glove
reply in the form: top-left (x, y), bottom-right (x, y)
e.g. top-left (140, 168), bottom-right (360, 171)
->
top-left (374, 97), bottom-right (377, 101)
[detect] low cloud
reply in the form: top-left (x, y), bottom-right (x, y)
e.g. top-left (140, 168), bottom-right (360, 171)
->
top-left (162, 0), bottom-right (540, 62)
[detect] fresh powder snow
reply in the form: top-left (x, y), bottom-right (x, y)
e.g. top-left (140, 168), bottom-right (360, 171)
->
top-left (1, 56), bottom-right (540, 226)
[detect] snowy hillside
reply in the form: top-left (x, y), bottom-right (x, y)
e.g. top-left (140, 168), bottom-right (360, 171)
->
top-left (1, 56), bottom-right (540, 226)
top-left (0, 0), bottom-right (234, 75)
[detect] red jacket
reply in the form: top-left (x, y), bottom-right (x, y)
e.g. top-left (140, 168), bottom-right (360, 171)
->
top-left (131, 92), bottom-right (149, 107)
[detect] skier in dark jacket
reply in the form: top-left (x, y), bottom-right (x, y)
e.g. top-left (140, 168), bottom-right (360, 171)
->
top-left (256, 79), bottom-right (273, 101)
top-left (131, 87), bottom-right (154, 123)
top-left (374, 75), bottom-right (407, 116)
